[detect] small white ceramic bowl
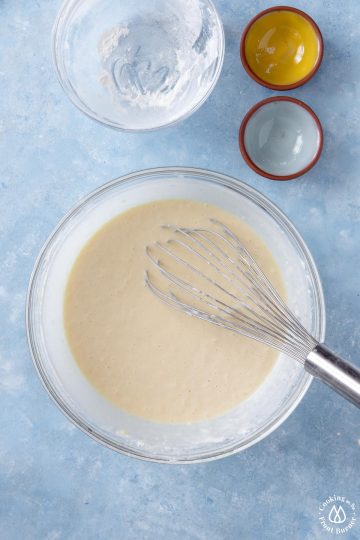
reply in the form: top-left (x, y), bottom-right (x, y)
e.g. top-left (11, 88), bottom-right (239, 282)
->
top-left (239, 97), bottom-right (323, 181)
top-left (52, 0), bottom-right (224, 131)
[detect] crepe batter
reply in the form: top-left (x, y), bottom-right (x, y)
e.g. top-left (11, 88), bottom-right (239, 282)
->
top-left (64, 199), bottom-right (285, 423)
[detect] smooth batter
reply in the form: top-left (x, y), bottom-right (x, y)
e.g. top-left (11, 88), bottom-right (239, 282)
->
top-left (64, 199), bottom-right (285, 423)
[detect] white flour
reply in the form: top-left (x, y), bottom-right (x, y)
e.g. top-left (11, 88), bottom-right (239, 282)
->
top-left (97, 1), bottom-right (221, 116)
top-left (99, 26), bottom-right (130, 61)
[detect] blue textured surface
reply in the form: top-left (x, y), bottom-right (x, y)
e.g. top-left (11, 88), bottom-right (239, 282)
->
top-left (1, 1), bottom-right (359, 538)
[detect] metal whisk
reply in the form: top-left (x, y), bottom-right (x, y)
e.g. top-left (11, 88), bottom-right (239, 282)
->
top-left (145, 219), bottom-right (360, 407)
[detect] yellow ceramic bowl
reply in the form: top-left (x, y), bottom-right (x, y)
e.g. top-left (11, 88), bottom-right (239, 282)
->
top-left (240, 6), bottom-right (323, 90)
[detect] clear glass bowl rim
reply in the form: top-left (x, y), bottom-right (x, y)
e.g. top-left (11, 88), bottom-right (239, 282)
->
top-left (51, 0), bottom-right (225, 132)
top-left (26, 167), bottom-right (326, 463)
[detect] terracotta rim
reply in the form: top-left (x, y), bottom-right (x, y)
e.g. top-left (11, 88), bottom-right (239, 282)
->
top-left (240, 5), bottom-right (324, 91)
top-left (239, 96), bottom-right (323, 181)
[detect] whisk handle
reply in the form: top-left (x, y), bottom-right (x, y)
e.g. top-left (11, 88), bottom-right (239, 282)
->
top-left (305, 344), bottom-right (360, 408)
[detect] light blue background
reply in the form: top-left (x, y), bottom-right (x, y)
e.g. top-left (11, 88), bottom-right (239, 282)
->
top-left (1, 1), bottom-right (359, 538)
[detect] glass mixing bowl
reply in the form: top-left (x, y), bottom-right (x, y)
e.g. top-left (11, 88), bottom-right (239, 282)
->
top-left (52, 0), bottom-right (224, 131)
top-left (26, 168), bottom-right (325, 463)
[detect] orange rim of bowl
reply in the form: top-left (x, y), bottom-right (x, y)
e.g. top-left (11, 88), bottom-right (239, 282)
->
top-left (239, 96), bottom-right (324, 181)
top-left (240, 5), bottom-right (324, 91)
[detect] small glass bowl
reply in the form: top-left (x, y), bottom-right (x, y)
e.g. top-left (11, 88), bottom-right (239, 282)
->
top-left (26, 167), bottom-right (325, 463)
top-left (52, 0), bottom-right (225, 131)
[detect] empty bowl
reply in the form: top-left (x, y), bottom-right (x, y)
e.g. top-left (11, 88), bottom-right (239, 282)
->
top-left (52, 0), bottom-right (224, 131)
top-left (239, 97), bottom-right (323, 181)
top-left (240, 6), bottom-right (323, 90)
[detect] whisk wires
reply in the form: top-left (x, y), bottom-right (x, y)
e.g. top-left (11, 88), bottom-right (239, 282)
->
top-left (145, 219), bottom-right (318, 364)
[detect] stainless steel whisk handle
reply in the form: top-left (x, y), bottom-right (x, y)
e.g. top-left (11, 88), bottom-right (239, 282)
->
top-left (305, 344), bottom-right (360, 407)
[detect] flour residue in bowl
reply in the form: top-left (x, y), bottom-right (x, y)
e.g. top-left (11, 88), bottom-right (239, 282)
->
top-left (97, 1), bottom-right (221, 113)
top-left (64, 199), bottom-right (286, 424)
